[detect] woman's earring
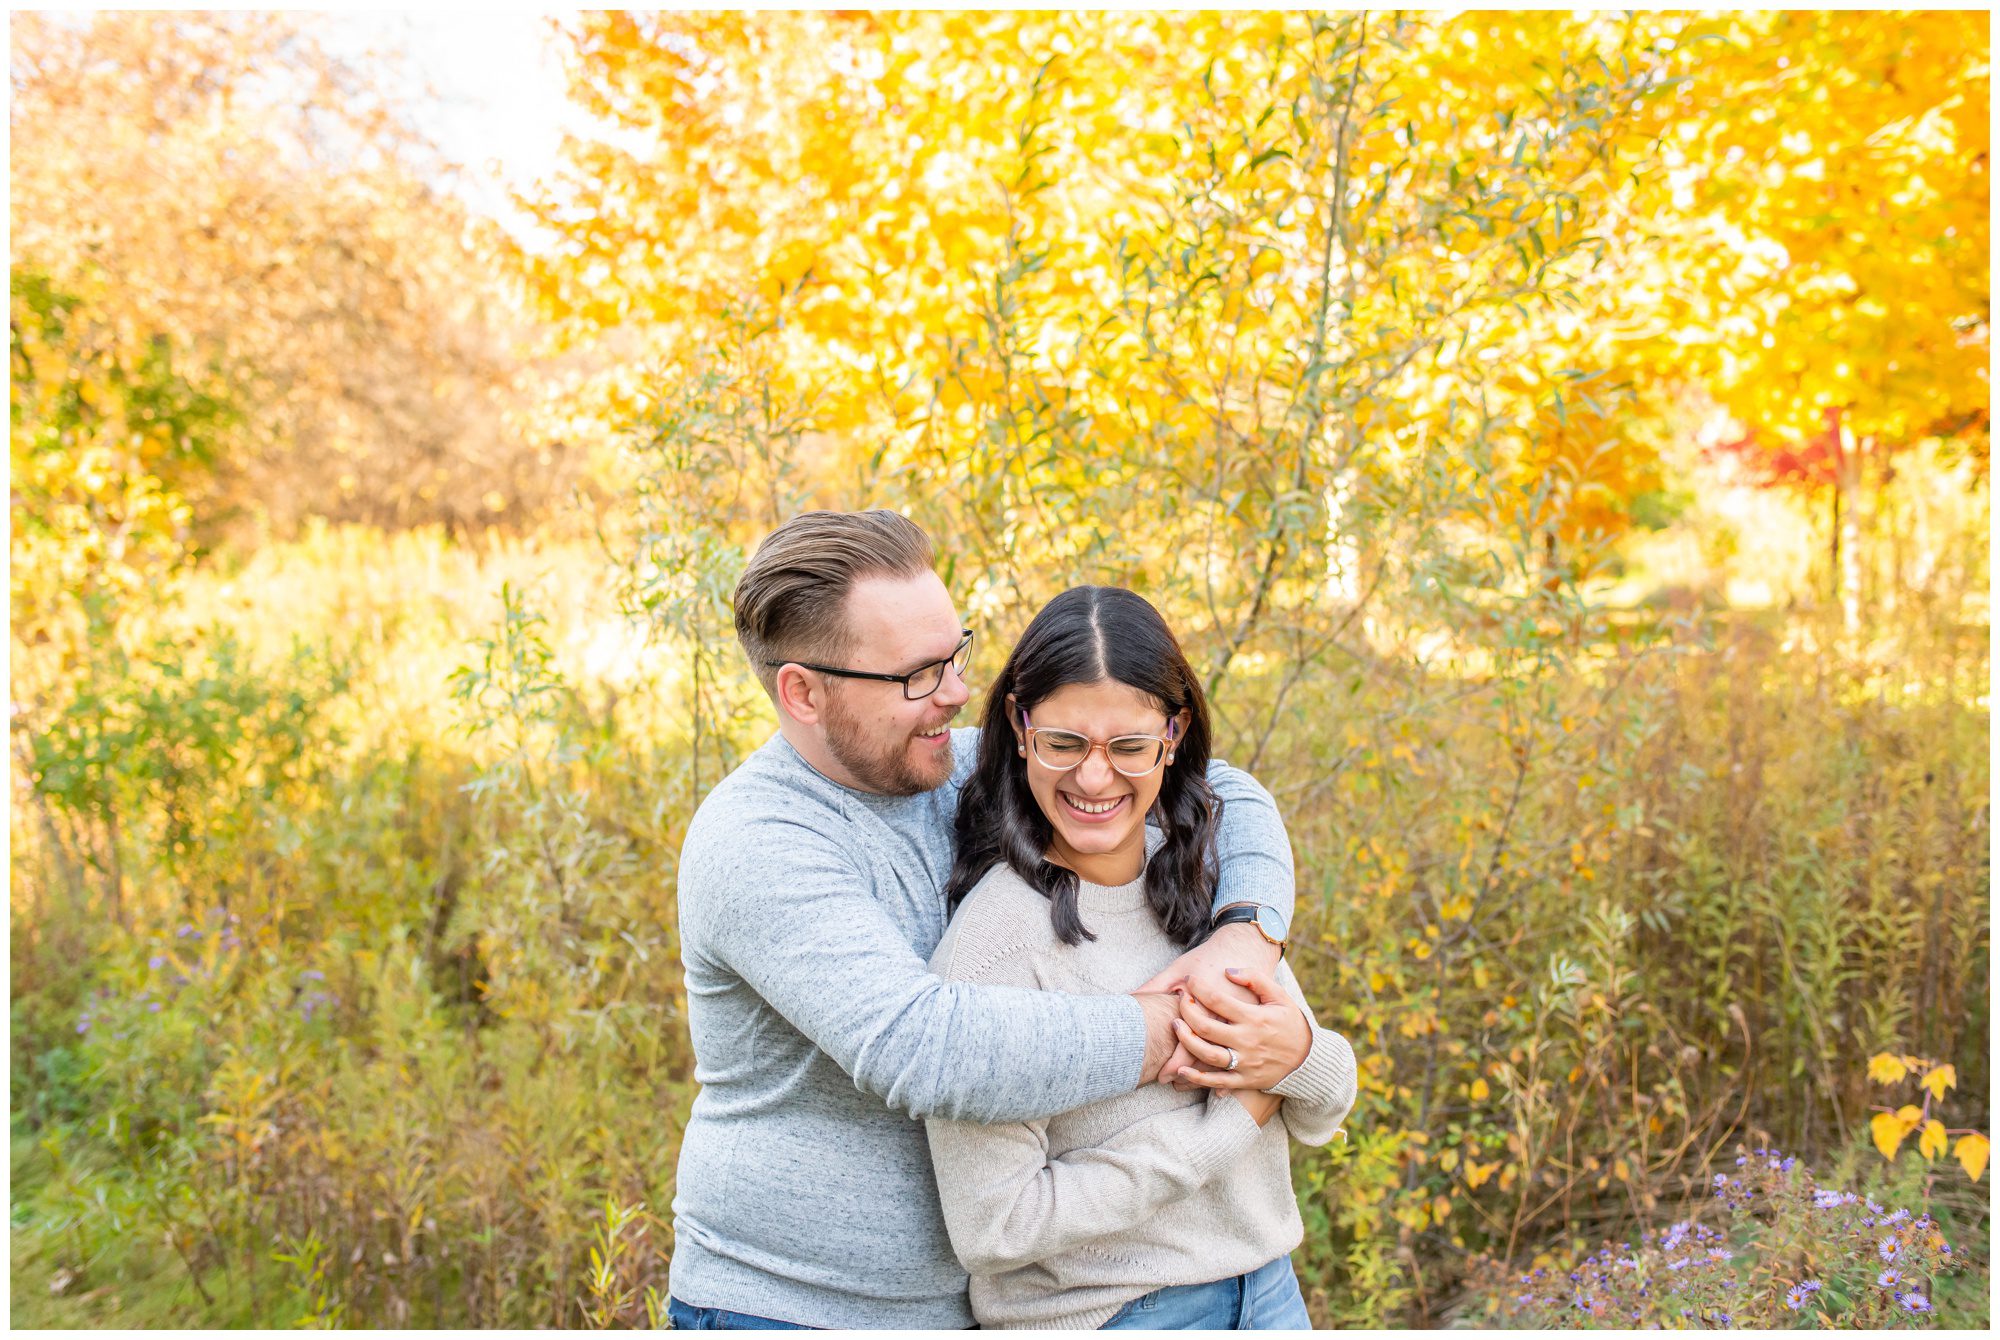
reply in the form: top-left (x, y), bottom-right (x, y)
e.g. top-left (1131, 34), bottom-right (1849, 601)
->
top-left (1017, 745), bottom-right (1027, 756)
top-left (1166, 751), bottom-right (1176, 764)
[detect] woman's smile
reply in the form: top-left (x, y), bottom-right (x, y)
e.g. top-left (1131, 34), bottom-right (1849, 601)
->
top-left (1058, 790), bottom-right (1129, 821)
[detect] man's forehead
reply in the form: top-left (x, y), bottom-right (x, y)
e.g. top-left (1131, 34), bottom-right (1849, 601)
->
top-left (844, 572), bottom-right (961, 658)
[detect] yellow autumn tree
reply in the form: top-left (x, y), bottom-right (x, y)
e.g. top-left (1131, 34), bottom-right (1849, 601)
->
top-left (522, 11), bottom-right (1690, 743)
top-left (10, 11), bottom-right (560, 574)
top-left (1629, 10), bottom-right (1990, 626)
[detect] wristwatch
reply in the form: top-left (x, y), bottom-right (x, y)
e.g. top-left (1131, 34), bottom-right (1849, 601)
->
top-left (1210, 901), bottom-right (1289, 955)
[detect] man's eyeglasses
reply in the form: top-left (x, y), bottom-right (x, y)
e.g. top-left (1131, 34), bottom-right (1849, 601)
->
top-left (767, 630), bottom-right (974, 701)
top-left (1020, 710), bottom-right (1177, 777)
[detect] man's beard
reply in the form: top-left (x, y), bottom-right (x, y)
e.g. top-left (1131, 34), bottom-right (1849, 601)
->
top-left (822, 694), bottom-right (957, 797)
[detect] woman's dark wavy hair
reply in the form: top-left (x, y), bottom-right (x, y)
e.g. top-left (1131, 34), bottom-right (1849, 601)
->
top-left (946, 586), bottom-right (1220, 948)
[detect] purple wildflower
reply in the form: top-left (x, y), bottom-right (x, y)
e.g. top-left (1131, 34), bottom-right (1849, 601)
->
top-left (1899, 1292), bottom-right (1931, 1314)
top-left (1884, 1208), bottom-right (1910, 1225)
top-left (301, 969), bottom-right (325, 981)
top-left (75, 1018), bottom-right (90, 1034)
top-left (146, 1001), bottom-right (161, 1013)
top-left (1878, 1236), bottom-right (1901, 1262)
top-left (148, 954), bottom-right (167, 970)
top-left (1878, 1268), bottom-right (1902, 1289)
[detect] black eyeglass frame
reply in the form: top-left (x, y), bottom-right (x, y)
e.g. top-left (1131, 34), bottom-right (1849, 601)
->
top-left (765, 629), bottom-right (974, 700)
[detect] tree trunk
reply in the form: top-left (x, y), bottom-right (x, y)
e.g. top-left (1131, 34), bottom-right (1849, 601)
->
top-left (1836, 419), bottom-right (1862, 637)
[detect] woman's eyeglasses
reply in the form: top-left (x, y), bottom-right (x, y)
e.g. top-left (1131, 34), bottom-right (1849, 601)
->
top-left (1020, 710), bottom-right (1176, 777)
top-left (766, 629), bottom-right (973, 701)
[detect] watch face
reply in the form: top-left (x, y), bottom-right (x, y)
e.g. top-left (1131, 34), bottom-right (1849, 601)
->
top-left (1255, 904), bottom-right (1288, 943)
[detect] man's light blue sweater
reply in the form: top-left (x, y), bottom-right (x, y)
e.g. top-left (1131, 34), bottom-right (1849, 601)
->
top-left (668, 726), bottom-right (1296, 1328)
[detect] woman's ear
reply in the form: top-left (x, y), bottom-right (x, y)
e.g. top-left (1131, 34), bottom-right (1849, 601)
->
top-left (1006, 693), bottom-right (1027, 755)
top-left (1167, 708), bottom-right (1192, 761)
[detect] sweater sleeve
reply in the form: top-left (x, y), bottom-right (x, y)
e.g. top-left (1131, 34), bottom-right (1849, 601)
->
top-left (682, 815), bottom-right (1147, 1124)
top-left (923, 938), bottom-right (1263, 1276)
top-left (1205, 760), bottom-right (1297, 934)
top-left (1267, 959), bottom-right (1359, 1146)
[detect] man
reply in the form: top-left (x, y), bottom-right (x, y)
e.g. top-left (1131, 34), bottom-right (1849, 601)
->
top-left (667, 510), bottom-right (1315, 1330)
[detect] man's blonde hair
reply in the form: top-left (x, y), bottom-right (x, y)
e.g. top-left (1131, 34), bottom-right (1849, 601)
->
top-left (733, 509), bottom-right (935, 695)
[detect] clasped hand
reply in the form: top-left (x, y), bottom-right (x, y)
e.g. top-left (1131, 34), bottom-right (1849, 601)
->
top-left (1136, 923), bottom-right (1310, 1094)
top-left (1162, 964), bottom-right (1309, 1094)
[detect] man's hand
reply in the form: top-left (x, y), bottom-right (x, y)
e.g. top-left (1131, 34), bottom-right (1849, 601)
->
top-left (1168, 964), bottom-right (1310, 1092)
top-left (1133, 992), bottom-right (1183, 1089)
top-left (1135, 923), bottom-right (1283, 1085)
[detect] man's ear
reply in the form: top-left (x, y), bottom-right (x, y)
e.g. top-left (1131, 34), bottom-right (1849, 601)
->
top-left (774, 664), bottom-right (824, 726)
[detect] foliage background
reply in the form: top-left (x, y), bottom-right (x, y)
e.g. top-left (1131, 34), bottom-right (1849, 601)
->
top-left (10, 10), bottom-right (1990, 1328)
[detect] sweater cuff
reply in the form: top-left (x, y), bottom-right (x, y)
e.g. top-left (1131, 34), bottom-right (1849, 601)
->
top-left (1271, 1027), bottom-right (1357, 1115)
top-left (1169, 1090), bottom-right (1264, 1182)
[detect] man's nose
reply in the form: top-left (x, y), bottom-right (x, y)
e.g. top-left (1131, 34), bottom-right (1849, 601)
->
top-left (934, 662), bottom-right (971, 710)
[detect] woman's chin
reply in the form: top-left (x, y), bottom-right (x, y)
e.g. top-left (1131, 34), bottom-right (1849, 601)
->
top-left (1054, 818), bottom-right (1141, 858)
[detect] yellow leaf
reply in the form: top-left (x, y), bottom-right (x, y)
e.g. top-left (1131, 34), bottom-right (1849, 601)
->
top-left (1871, 1111), bottom-right (1908, 1160)
top-left (1614, 1158), bottom-right (1630, 1183)
top-left (1466, 1160), bottom-right (1500, 1189)
top-left (1440, 1148), bottom-right (1459, 1172)
top-left (1896, 1104), bottom-right (1923, 1132)
top-left (1868, 1053), bottom-right (1908, 1085)
top-left (1919, 1120), bottom-right (1949, 1161)
top-left (1922, 1065), bottom-right (1956, 1102)
top-left (1470, 1078), bottom-right (1490, 1102)
top-left (1953, 1132), bottom-right (1988, 1182)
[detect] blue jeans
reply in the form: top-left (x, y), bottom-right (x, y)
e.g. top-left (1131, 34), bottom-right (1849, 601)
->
top-left (1100, 1256), bottom-right (1312, 1330)
top-left (666, 1296), bottom-right (815, 1330)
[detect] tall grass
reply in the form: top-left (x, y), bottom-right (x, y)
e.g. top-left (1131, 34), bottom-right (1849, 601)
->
top-left (10, 518), bottom-right (1989, 1327)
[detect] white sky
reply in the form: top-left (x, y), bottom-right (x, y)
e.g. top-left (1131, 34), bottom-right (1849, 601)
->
top-left (318, 10), bottom-right (586, 241)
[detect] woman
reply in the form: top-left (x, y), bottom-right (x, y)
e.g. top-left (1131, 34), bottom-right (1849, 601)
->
top-left (927, 586), bottom-right (1357, 1330)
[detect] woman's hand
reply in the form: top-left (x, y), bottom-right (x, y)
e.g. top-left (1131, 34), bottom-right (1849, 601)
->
top-left (1137, 923), bottom-right (1282, 1084)
top-left (1168, 965), bottom-right (1311, 1093)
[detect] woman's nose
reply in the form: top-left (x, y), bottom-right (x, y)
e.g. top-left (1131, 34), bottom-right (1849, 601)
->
top-left (1076, 749), bottom-right (1118, 790)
